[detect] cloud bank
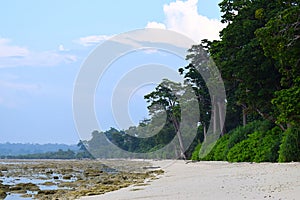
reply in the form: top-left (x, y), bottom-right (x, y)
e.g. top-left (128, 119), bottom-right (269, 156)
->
top-left (78, 0), bottom-right (225, 47)
top-left (146, 0), bottom-right (225, 42)
top-left (75, 35), bottom-right (113, 47)
top-left (0, 37), bottom-right (77, 68)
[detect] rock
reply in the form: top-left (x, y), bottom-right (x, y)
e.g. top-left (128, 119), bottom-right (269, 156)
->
top-left (14, 183), bottom-right (39, 191)
top-left (63, 175), bottom-right (72, 180)
top-left (38, 190), bottom-right (56, 195)
top-left (0, 189), bottom-right (7, 199)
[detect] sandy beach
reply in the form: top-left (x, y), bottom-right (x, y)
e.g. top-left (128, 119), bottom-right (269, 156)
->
top-left (80, 160), bottom-right (300, 200)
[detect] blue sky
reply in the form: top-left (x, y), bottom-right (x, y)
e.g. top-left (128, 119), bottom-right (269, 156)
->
top-left (0, 0), bottom-right (224, 144)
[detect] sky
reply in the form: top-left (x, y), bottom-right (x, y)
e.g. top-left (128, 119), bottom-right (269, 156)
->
top-left (0, 0), bottom-right (225, 144)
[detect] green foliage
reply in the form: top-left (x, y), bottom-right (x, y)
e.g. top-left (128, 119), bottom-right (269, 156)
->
top-left (227, 120), bottom-right (272, 150)
top-left (272, 78), bottom-right (300, 126)
top-left (185, 127), bottom-right (205, 159)
top-left (227, 127), bottom-right (282, 162)
top-left (198, 0), bottom-right (299, 163)
top-left (84, 1), bottom-right (299, 162)
top-left (2, 149), bottom-right (78, 159)
top-left (191, 143), bottom-right (201, 161)
top-left (256, 4), bottom-right (300, 127)
top-left (278, 126), bottom-right (300, 162)
top-left (210, 134), bottom-right (230, 161)
top-left (179, 45), bottom-right (212, 131)
top-left (210, 0), bottom-right (285, 124)
top-left (200, 120), bottom-right (280, 162)
top-left (76, 140), bottom-right (95, 159)
top-left (253, 127), bottom-right (282, 162)
top-left (201, 134), bottom-right (230, 161)
top-left (0, 143), bottom-right (78, 156)
top-left (227, 136), bottom-right (256, 162)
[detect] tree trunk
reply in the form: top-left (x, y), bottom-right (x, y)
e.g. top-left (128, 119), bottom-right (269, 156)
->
top-left (172, 116), bottom-right (186, 160)
top-left (203, 124), bottom-right (207, 142)
top-left (217, 101), bottom-right (225, 135)
top-left (177, 130), bottom-right (186, 160)
top-left (174, 143), bottom-right (179, 158)
top-left (255, 108), bottom-right (286, 131)
top-left (213, 95), bottom-right (217, 134)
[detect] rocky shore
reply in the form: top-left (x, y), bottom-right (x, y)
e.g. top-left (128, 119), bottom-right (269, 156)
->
top-left (0, 159), bottom-right (163, 199)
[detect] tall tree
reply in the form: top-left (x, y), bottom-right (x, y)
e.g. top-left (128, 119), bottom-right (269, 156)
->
top-left (179, 45), bottom-right (211, 139)
top-left (179, 43), bottom-right (226, 138)
top-left (144, 79), bottom-right (187, 159)
top-left (256, 2), bottom-right (300, 128)
top-left (209, 0), bottom-right (290, 126)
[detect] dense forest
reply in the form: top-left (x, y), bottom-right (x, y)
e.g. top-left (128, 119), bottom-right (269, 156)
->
top-left (83, 0), bottom-right (299, 162)
top-left (196, 0), bottom-right (300, 162)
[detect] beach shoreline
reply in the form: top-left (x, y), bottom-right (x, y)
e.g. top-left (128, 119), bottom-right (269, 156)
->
top-left (80, 160), bottom-right (300, 200)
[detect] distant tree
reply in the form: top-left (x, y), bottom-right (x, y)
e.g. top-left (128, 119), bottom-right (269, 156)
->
top-left (76, 140), bottom-right (94, 159)
top-left (144, 79), bottom-right (187, 159)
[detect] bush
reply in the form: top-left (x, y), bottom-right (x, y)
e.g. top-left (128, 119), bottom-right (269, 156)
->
top-left (253, 127), bottom-right (282, 162)
top-left (191, 143), bottom-right (201, 161)
top-left (227, 120), bottom-right (272, 150)
top-left (227, 127), bottom-right (283, 162)
top-left (193, 120), bottom-right (279, 162)
top-left (207, 120), bottom-right (272, 161)
top-left (278, 126), bottom-right (300, 162)
top-left (212, 134), bottom-right (230, 161)
top-left (201, 134), bottom-right (229, 161)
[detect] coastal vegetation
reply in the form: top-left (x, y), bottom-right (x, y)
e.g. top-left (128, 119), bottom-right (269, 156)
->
top-left (81, 0), bottom-right (299, 162)
top-left (0, 141), bottom-right (93, 160)
top-left (2, 0), bottom-right (298, 164)
top-left (191, 0), bottom-right (300, 162)
top-left (0, 143), bottom-right (78, 156)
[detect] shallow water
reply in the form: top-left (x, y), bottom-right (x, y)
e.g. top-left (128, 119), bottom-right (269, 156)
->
top-left (4, 193), bottom-right (33, 200)
top-left (0, 161), bottom-right (77, 199)
top-left (1, 174), bottom-right (75, 199)
top-left (0, 159), bottom-right (153, 199)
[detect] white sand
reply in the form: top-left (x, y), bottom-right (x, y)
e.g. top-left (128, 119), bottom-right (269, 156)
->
top-left (80, 160), bottom-right (300, 200)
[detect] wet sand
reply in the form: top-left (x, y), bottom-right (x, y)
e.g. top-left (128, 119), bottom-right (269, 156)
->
top-left (80, 160), bottom-right (300, 200)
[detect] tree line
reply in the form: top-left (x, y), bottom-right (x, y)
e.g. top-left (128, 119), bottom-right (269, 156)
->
top-left (0, 141), bottom-right (94, 159)
top-left (83, 0), bottom-right (299, 161)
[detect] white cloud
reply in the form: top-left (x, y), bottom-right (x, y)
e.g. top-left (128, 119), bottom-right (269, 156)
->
top-left (76, 35), bottom-right (112, 46)
top-left (146, 22), bottom-right (166, 29)
top-left (58, 44), bottom-right (69, 51)
top-left (0, 37), bottom-right (77, 68)
top-left (75, 0), bottom-right (225, 48)
top-left (147, 0), bottom-right (226, 42)
top-left (0, 80), bottom-right (39, 91)
top-left (0, 38), bottom-right (29, 57)
top-left (141, 48), bottom-right (160, 54)
top-left (0, 51), bottom-right (77, 68)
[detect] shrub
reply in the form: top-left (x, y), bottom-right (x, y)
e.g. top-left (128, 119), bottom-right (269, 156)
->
top-left (227, 135), bottom-right (256, 162)
top-left (191, 143), bottom-right (201, 161)
top-left (194, 120), bottom-right (276, 162)
top-left (227, 127), bottom-right (283, 162)
top-left (201, 134), bottom-right (230, 161)
top-left (212, 134), bottom-right (230, 161)
top-left (253, 127), bottom-right (282, 162)
top-left (278, 126), bottom-right (300, 162)
top-left (227, 120), bottom-right (272, 150)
